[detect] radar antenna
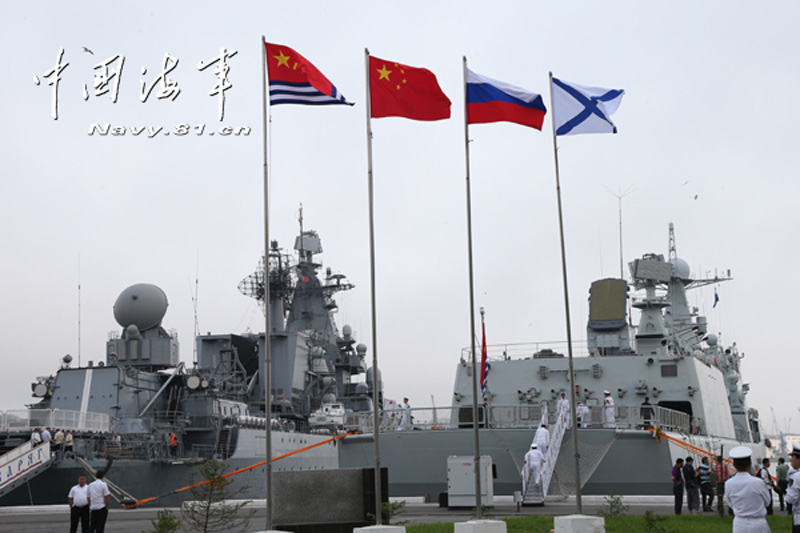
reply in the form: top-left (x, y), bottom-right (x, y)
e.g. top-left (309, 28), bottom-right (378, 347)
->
top-left (668, 222), bottom-right (677, 264)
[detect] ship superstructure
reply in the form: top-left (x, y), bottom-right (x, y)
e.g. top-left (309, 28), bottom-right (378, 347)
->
top-left (339, 224), bottom-right (765, 497)
top-left (0, 224), bottom-right (375, 506)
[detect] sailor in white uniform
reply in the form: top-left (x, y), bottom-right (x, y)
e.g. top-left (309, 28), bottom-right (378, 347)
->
top-left (533, 424), bottom-right (550, 457)
top-left (577, 402), bottom-right (590, 428)
top-left (784, 443), bottom-right (800, 533)
top-left (557, 392), bottom-right (571, 428)
top-left (603, 390), bottom-right (616, 428)
top-left (398, 397), bottom-right (411, 431)
top-left (725, 445), bottom-right (771, 533)
top-left (522, 443), bottom-right (545, 493)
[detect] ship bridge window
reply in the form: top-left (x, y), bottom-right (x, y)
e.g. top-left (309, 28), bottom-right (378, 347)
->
top-left (660, 364), bottom-right (678, 377)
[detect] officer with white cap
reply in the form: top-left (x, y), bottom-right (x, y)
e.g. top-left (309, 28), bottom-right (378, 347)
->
top-left (784, 443), bottom-right (800, 532)
top-left (522, 443), bottom-right (545, 494)
top-left (725, 446), bottom-right (771, 532)
top-left (603, 390), bottom-right (616, 428)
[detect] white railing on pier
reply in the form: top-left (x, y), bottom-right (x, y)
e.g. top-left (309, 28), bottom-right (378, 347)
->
top-left (1, 409), bottom-right (111, 433)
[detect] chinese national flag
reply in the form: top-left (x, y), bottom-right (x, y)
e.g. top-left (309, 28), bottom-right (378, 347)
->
top-left (369, 56), bottom-right (451, 121)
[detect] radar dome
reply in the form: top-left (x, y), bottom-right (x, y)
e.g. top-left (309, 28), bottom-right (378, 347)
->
top-left (670, 258), bottom-right (691, 280)
top-left (706, 333), bottom-right (718, 346)
top-left (113, 283), bottom-right (168, 331)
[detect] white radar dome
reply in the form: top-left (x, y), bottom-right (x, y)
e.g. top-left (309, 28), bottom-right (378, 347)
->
top-left (670, 258), bottom-right (691, 280)
top-left (113, 283), bottom-right (169, 331)
top-left (706, 333), bottom-right (718, 346)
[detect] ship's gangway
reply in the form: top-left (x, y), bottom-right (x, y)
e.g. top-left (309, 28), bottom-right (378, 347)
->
top-left (0, 441), bottom-right (52, 499)
top-left (523, 401), bottom-right (569, 505)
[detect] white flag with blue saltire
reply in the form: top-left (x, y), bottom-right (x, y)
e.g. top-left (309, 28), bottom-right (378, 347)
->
top-left (551, 77), bottom-right (624, 135)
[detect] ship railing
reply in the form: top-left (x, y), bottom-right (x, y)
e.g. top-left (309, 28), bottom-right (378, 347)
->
top-left (461, 340), bottom-right (590, 362)
top-left (574, 405), bottom-right (692, 433)
top-left (343, 403), bottom-right (694, 434)
top-left (0, 409), bottom-right (111, 433)
top-left (343, 404), bottom-right (549, 432)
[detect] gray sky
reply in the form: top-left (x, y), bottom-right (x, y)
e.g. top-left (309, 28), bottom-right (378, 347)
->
top-left (3, 2), bottom-right (798, 437)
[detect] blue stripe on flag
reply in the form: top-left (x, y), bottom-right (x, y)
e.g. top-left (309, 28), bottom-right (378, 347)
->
top-left (466, 83), bottom-right (546, 111)
top-left (269, 81), bottom-right (351, 106)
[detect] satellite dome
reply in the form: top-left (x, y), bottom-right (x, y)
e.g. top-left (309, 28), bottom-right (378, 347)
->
top-left (113, 283), bottom-right (168, 331)
top-left (670, 258), bottom-right (691, 280)
top-left (706, 333), bottom-right (718, 346)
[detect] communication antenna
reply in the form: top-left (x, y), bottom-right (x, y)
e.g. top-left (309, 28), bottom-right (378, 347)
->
top-left (191, 252), bottom-right (200, 365)
top-left (604, 185), bottom-right (635, 279)
top-left (77, 255), bottom-right (82, 367)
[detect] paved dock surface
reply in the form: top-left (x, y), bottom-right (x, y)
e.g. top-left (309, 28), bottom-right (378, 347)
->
top-left (0, 496), bottom-right (701, 532)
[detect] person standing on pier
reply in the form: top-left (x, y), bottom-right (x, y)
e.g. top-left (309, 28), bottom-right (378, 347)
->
top-left (725, 446), bottom-right (770, 533)
top-left (68, 474), bottom-right (90, 533)
top-left (784, 444), bottom-right (800, 532)
top-left (672, 458), bottom-right (685, 515)
top-left (88, 470), bottom-right (110, 533)
top-left (776, 457), bottom-right (789, 512)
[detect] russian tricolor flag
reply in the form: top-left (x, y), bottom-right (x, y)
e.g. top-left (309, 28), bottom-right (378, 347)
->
top-left (466, 69), bottom-right (547, 130)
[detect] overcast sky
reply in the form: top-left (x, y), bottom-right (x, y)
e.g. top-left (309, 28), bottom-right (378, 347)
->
top-left (3, 2), bottom-right (799, 437)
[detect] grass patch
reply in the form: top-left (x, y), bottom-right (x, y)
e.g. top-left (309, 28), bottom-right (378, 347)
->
top-left (405, 512), bottom-right (793, 533)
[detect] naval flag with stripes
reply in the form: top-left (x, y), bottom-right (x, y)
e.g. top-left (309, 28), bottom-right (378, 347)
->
top-left (265, 42), bottom-right (353, 106)
top-left (551, 77), bottom-right (624, 135)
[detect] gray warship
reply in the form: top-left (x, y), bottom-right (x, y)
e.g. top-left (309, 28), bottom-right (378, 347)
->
top-left (0, 225), bottom-right (377, 506)
top-left (338, 223), bottom-right (766, 498)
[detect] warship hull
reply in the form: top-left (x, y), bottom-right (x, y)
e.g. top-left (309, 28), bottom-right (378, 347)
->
top-left (0, 429), bottom-right (337, 507)
top-left (339, 426), bottom-right (763, 498)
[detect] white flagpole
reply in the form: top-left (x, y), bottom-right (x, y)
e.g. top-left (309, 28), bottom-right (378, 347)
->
top-left (364, 47), bottom-right (383, 526)
top-left (261, 35), bottom-right (274, 531)
top-left (548, 71), bottom-right (582, 514)
top-left (462, 56), bottom-right (483, 518)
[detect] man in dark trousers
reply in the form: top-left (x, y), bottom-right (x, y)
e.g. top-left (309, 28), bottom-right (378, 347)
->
top-left (672, 458), bottom-right (684, 515)
top-left (683, 456), bottom-right (700, 515)
top-left (67, 474), bottom-right (90, 533)
top-left (88, 470), bottom-right (110, 533)
top-left (777, 457), bottom-right (790, 512)
top-left (758, 457), bottom-right (775, 515)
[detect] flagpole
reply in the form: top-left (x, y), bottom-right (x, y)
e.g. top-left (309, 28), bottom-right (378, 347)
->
top-left (261, 35), bottom-right (274, 531)
top-left (364, 47), bottom-right (383, 527)
top-left (548, 71), bottom-right (582, 514)
top-left (462, 56), bottom-right (483, 517)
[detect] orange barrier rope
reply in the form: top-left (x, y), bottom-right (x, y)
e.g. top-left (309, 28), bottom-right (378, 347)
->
top-left (125, 431), bottom-right (356, 509)
top-left (648, 426), bottom-right (776, 481)
top-left (648, 426), bottom-right (732, 463)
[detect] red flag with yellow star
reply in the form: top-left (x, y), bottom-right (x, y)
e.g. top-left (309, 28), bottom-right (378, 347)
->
top-left (369, 56), bottom-right (451, 121)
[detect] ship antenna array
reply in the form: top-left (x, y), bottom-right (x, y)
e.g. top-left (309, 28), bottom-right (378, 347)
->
top-left (604, 185), bottom-right (634, 280)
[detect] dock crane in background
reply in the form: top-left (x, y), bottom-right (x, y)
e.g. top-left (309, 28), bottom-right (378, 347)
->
top-left (771, 407), bottom-right (788, 457)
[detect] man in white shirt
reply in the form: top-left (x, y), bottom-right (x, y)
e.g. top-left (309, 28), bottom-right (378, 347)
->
top-left (68, 475), bottom-right (90, 533)
top-left (725, 446), bottom-right (770, 533)
top-left (784, 444), bottom-right (800, 532)
top-left (31, 428), bottom-right (42, 445)
top-left (88, 471), bottom-right (111, 533)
